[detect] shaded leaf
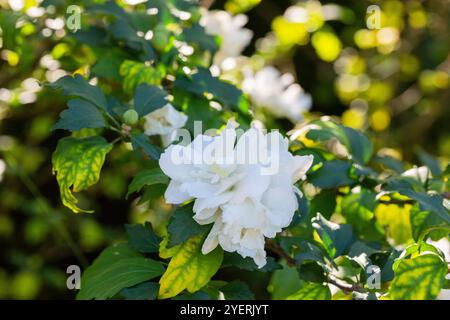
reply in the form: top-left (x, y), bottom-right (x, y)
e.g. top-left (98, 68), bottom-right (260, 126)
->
top-left (53, 99), bottom-right (106, 131)
top-left (125, 223), bottom-right (161, 253)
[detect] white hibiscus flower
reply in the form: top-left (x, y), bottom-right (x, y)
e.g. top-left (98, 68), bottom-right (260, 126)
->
top-left (242, 66), bottom-right (312, 123)
top-left (144, 104), bottom-right (188, 146)
top-left (201, 10), bottom-right (253, 70)
top-left (159, 124), bottom-right (313, 267)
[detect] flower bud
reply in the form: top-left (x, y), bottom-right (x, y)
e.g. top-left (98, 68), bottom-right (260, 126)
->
top-left (123, 109), bottom-right (139, 126)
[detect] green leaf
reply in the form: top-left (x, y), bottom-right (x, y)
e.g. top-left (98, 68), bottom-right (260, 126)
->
top-left (220, 281), bottom-right (255, 300)
top-left (410, 206), bottom-right (450, 242)
top-left (308, 160), bottom-right (356, 189)
top-left (306, 119), bottom-right (373, 164)
top-left (120, 282), bottom-right (159, 300)
top-left (77, 243), bottom-right (165, 300)
top-left (268, 264), bottom-right (303, 299)
top-left (309, 190), bottom-right (336, 219)
top-left (312, 213), bottom-right (354, 258)
top-left (53, 99), bottom-right (107, 131)
top-left (120, 60), bottom-right (164, 94)
top-left (130, 133), bottom-right (162, 160)
top-left (183, 24), bottom-right (218, 53)
top-left (340, 190), bottom-right (383, 239)
top-left (342, 126), bottom-right (373, 164)
top-left (50, 74), bottom-right (108, 110)
top-left (167, 204), bottom-right (210, 248)
top-left (134, 83), bottom-right (168, 117)
top-left (174, 68), bottom-right (246, 112)
top-left (286, 281), bottom-right (331, 300)
top-left (389, 254), bottom-right (447, 300)
top-left (375, 203), bottom-right (413, 245)
top-left (52, 136), bottom-right (112, 213)
top-left (127, 167), bottom-right (168, 197)
top-left (222, 253), bottom-right (280, 272)
top-left (125, 223), bottom-right (161, 254)
top-left (158, 234), bottom-right (223, 299)
top-left (0, 11), bottom-right (19, 49)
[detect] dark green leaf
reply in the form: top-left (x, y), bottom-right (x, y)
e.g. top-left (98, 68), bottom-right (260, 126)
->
top-left (308, 159), bottom-right (356, 189)
top-left (221, 281), bottom-right (255, 300)
top-left (312, 213), bottom-right (354, 258)
top-left (121, 282), bottom-right (159, 300)
top-left (130, 133), bottom-right (162, 160)
top-left (127, 167), bottom-right (168, 197)
top-left (53, 99), bottom-right (106, 131)
top-left (50, 74), bottom-right (107, 110)
top-left (134, 83), bottom-right (168, 117)
top-left (167, 204), bottom-right (210, 247)
top-left (125, 223), bottom-right (161, 253)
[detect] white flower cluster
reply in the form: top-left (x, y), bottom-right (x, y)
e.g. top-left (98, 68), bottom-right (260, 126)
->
top-left (242, 66), bottom-right (312, 123)
top-left (201, 10), bottom-right (253, 70)
top-left (144, 104), bottom-right (188, 146)
top-left (159, 124), bottom-right (313, 267)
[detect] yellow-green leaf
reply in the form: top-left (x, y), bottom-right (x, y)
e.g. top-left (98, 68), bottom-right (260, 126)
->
top-left (158, 234), bottom-right (223, 299)
top-left (52, 136), bottom-right (112, 213)
top-left (389, 254), bottom-right (447, 300)
top-left (286, 282), bottom-right (331, 300)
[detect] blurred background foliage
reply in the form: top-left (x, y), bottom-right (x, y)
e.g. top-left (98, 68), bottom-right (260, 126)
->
top-left (0, 0), bottom-right (448, 299)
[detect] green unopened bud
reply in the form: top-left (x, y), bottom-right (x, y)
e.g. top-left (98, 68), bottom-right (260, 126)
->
top-left (123, 109), bottom-right (139, 126)
top-left (152, 24), bottom-right (170, 51)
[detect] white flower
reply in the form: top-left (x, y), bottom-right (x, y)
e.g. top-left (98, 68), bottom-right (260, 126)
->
top-left (144, 104), bottom-right (188, 146)
top-left (242, 66), bottom-right (312, 123)
top-left (401, 166), bottom-right (430, 183)
top-left (201, 10), bottom-right (253, 69)
top-left (159, 124), bottom-right (313, 267)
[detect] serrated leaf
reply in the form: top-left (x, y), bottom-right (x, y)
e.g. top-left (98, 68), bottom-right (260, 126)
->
top-left (158, 234), bottom-right (223, 299)
top-left (134, 83), bottom-right (168, 117)
top-left (77, 243), bottom-right (165, 300)
top-left (130, 133), bottom-right (162, 160)
top-left (167, 204), bottom-right (210, 248)
top-left (389, 254), bottom-right (447, 300)
top-left (50, 74), bottom-right (107, 110)
top-left (127, 167), bottom-right (168, 197)
top-left (52, 136), bottom-right (112, 213)
top-left (125, 223), bottom-right (161, 253)
top-left (53, 99), bottom-right (107, 131)
top-left (286, 282), bottom-right (331, 300)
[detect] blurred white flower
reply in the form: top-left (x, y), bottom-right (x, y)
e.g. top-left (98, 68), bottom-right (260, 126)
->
top-left (242, 66), bottom-right (312, 123)
top-left (201, 10), bottom-right (253, 69)
top-left (144, 104), bottom-right (188, 146)
top-left (401, 166), bottom-right (430, 183)
top-left (0, 159), bottom-right (5, 183)
top-left (159, 124), bottom-right (313, 267)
